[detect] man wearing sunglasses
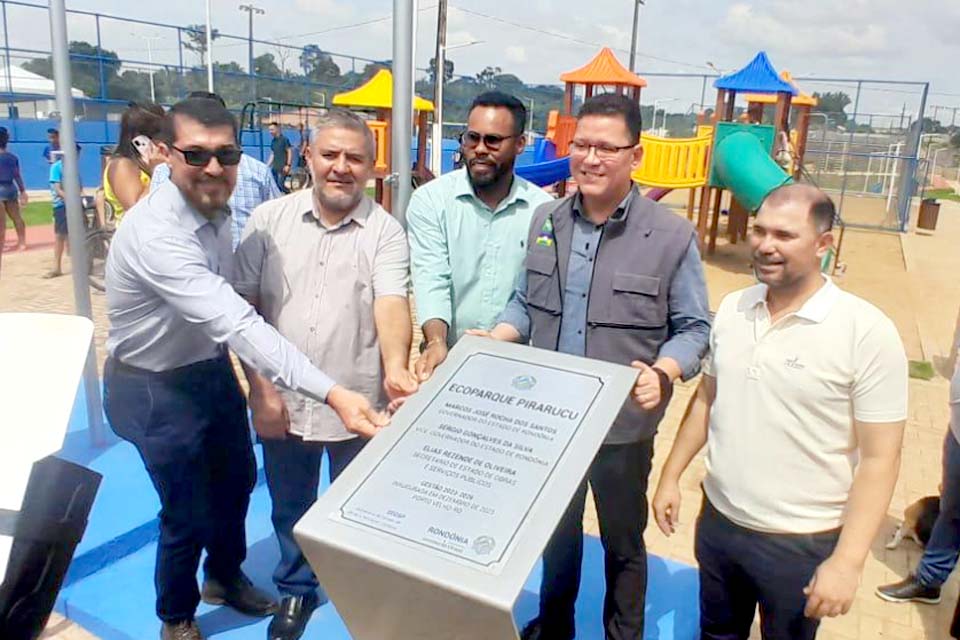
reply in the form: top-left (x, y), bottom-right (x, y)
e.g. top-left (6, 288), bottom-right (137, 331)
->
top-left (151, 91), bottom-right (282, 251)
top-left (407, 91), bottom-right (553, 381)
top-left (471, 93), bottom-right (710, 640)
top-left (103, 97), bottom-right (388, 640)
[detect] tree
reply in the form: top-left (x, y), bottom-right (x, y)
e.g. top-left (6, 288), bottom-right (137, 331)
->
top-left (428, 57), bottom-right (454, 84)
top-left (475, 66), bottom-right (501, 88)
top-left (182, 24), bottom-right (221, 67)
top-left (950, 131), bottom-right (960, 149)
top-left (812, 91), bottom-right (851, 127)
top-left (299, 45), bottom-right (341, 83)
top-left (23, 41), bottom-right (122, 99)
top-left (253, 53), bottom-right (282, 79)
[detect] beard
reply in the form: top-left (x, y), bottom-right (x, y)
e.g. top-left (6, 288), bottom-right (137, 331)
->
top-left (467, 157), bottom-right (512, 189)
top-left (314, 180), bottom-right (362, 215)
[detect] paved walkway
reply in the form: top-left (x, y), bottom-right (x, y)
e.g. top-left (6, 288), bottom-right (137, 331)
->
top-left (3, 202), bottom-right (960, 639)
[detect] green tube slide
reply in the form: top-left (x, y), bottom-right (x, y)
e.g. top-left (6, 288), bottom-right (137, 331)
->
top-left (711, 127), bottom-right (794, 212)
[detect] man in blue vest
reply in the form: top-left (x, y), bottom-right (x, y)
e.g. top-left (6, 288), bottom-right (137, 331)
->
top-left (472, 93), bottom-right (710, 640)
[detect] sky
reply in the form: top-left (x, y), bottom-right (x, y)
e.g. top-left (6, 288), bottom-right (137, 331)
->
top-left (12, 0), bottom-right (960, 125)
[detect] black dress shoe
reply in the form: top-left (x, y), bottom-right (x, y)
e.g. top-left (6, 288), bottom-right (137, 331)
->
top-left (876, 575), bottom-right (942, 604)
top-left (201, 573), bottom-right (277, 617)
top-left (520, 618), bottom-right (575, 640)
top-left (161, 620), bottom-right (203, 640)
top-left (268, 593), bottom-right (322, 640)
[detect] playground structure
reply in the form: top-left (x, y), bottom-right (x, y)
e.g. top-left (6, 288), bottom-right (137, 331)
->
top-left (332, 69), bottom-right (435, 212)
top-left (539, 49), bottom-right (798, 256)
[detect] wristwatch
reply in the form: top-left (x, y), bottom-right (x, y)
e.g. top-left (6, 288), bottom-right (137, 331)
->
top-left (651, 366), bottom-right (674, 407)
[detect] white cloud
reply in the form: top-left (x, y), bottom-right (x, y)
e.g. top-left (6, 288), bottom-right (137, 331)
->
top-left (505, 45), bottom-right (527, 63)
top-left (293, 0), bottom-right (356, 17)
top-left (719, 2), bottom-right (888, 59)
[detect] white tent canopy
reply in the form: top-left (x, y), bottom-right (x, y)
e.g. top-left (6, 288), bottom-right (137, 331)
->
top-left (0, 64), bottom-right (84, 97)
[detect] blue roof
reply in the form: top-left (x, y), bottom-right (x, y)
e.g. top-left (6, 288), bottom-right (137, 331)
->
top-left (713, 51), bottom-right (797, 95)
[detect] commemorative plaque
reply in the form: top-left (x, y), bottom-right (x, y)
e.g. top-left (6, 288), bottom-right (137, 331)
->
top-left (294, 335), bottom-right (638, 640)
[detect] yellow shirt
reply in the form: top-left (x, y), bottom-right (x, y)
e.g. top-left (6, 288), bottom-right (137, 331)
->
top-left (103, 161), bottom-right (150, 224)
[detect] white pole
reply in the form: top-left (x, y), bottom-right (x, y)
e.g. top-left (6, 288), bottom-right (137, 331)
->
top-left (863, 153), bottom-right (872, 194)
top-left (146, 37), bottom-right (156, 103)
top-left (392, 0), bottom-right (414, 228)
top-left (205, 0), bottom-right (214, 91)
top-left (48, 0), bottom-right (107, 445)
top-left (886, 142), bottom-right (901, 213)
top-left (430, 0), bottom-right (447, 176)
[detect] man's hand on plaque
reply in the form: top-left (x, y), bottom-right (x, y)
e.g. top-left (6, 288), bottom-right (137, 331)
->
top-left (464, 329), bottom-right (491, 338)
top-left (249, 383), bottom-right (290, 440)
top-left (327, 385), bottom-right (390, 438)
top-left (630, 361), bottom-right (663, 410)
top-left (386, 395), bottom-right (409, 416)
top-left (384, 367), bottom-right (419, 401)
top-left (414, 339), bottom-right (448, 382)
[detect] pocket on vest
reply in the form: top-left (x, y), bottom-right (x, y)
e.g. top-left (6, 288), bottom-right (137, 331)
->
top-left (600, 273), bottom-right (666, 328)
top-left (526, 250), bottom-right (561, 314)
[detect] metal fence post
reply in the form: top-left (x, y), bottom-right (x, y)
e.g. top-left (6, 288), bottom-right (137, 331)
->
top-left (896, 83), bottom-right (928, 231)
top-left (48, 0), bottom-right (107, 447)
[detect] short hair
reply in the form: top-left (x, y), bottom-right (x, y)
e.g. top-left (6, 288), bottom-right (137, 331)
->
top-left (577, 93), bottom-right (643, 144)
top-left (47, 128), bottom-right (58, 135)
top-left (187, 90), bottom-right (227, 108)
top-left (310, 108), bottom-right (376, 162)
top-left (269, 121), bottom-right (280, 128)
top-left (0, 126), bottom-right (8, 148)
top-left (160, 97), bottom-right (238, 145)
top-left (763, 183), bottom-right (836, 233)
top-left (115, 102), bottom-right (165, 161)
top-left (469, 91), bottom-right (527, 136)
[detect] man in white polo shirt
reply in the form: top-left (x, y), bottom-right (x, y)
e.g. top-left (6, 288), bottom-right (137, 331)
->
top-left (652, 183), bottom-right (907, 639)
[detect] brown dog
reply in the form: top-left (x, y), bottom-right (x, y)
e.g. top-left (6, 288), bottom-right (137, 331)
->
top-left (887, 496), bottom-right (941, 549)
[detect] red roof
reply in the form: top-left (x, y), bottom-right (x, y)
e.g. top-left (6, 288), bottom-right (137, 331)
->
top-left (560, 48), bottom-right (647, 88)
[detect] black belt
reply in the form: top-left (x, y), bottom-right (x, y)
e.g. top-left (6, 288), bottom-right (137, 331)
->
top-left (109, 351), bottom-right (230, 379)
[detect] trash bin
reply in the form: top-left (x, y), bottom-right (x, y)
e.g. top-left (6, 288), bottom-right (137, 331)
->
top-left (918, 198), bottom-right (940, 231)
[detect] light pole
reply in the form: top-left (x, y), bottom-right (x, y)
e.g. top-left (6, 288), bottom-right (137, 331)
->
top-left (205, 0), bottom-right (214, 91)
top-left (628, 0), bottom-right (645, 73)
top-left (429, 29), bottom-right (482, 175)
top-left (239, 4), bottom-right (265, 101)
top-left (133, 33), bottom-right (162, 103)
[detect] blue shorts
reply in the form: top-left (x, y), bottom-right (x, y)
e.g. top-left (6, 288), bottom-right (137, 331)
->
top-left (0, 182), bottom-right (17, 202)
top-left (53, 206), bottom-right (67, 237)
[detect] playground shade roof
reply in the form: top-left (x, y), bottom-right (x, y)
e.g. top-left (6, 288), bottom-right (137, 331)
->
top-left (559, 48), bottom-right (647, 88)
top-left (332, 69), bottom-right (435, 112)
top-left (743, 71), bottom-right (817, 107)
top-left (714, 51), bottom-right (797, 95)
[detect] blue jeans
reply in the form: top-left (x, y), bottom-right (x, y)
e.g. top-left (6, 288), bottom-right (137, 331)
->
top-left (270, 168), bottom-right (288, 193)
top-left (917, 430), bottom-right (960, 588)
top-left (103, 355), bottom-right (256, 622)
top-left (261, 436), bottom-right (365, 597)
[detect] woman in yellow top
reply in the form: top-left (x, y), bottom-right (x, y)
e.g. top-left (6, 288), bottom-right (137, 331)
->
top-left (103, 102), bottom-right (165, 224)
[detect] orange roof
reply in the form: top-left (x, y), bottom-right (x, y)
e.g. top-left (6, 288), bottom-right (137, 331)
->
top-left (743, 71), bottom-right (817, 107)
top-left (560, 48), bottom-right (647, 88)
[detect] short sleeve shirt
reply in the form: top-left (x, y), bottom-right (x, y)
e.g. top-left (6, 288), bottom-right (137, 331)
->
top-left (233, 191), bottom-right (410, 441)
top-left (702, 277), bottom-right (908, 533)
top-left (270, 135), bottom-right (292, 172)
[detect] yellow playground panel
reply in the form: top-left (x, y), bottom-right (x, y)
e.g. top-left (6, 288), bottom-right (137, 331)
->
top-left (632, 132), bottom-right (712, 189)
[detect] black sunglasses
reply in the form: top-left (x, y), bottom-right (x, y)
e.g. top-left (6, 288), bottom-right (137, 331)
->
top-left (172, 145), bottom-right (243, 167)
top-left (459, 130), bottom-right (516, 150)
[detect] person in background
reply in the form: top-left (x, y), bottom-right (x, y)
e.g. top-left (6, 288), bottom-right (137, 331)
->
top-left (103, 102), bottom-right (165, 225)
top-left (45, 150), bottom-right (72, 278)
top-left (42, 127), bottom-right (59, 164)
top-left (0, 127), bottom-right (28, 252)
top-left (152, 91), bottom-right (282, 250)
top-left (267, 122), bottom-right (292, 194)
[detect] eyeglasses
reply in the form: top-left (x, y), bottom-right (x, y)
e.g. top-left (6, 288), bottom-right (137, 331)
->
top-left (172, 145), bottom-right (243, 167)
top-left (568, 140), bottom-right (636, 161)
top-left (459, 131), bottom-right (516, 150)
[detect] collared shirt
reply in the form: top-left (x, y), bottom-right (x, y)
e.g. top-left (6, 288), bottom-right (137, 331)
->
top-left (407, 167), bottom-right (553, 343)
top-left (498, 189), bottom-right (710, 380)
top-left (151, 154), bottom-right (282, 250)
top-left (105, 180), bottom-right (335, 402)
top-left (702, 277), bottom-right (908, 534)
top-left (233, 191), bottom-right (409, 441)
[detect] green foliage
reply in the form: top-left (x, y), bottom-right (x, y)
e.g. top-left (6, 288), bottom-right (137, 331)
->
top-left (812, 91), bottom-right (851, 127)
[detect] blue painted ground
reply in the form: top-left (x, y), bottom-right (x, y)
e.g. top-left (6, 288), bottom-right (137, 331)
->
top-left (54, 384), bottom-right (700, 639)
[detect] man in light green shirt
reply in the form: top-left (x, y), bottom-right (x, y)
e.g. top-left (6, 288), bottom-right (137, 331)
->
top-left (407, 91), bottom-right (553, 380)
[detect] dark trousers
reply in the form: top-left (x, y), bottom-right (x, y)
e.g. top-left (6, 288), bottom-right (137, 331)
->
top-left (270, 168), bottom-right (289, 193)
top-left (916, 430), bottom-right (960, 587)
top-left (538, 439), bottom-right (655, 640)
top-left (103, 355), bottom-right (256, 623)
top-left (695, 498), bottom-right (840, 640)
top-left (261, 436), bottom-right (365, 597)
